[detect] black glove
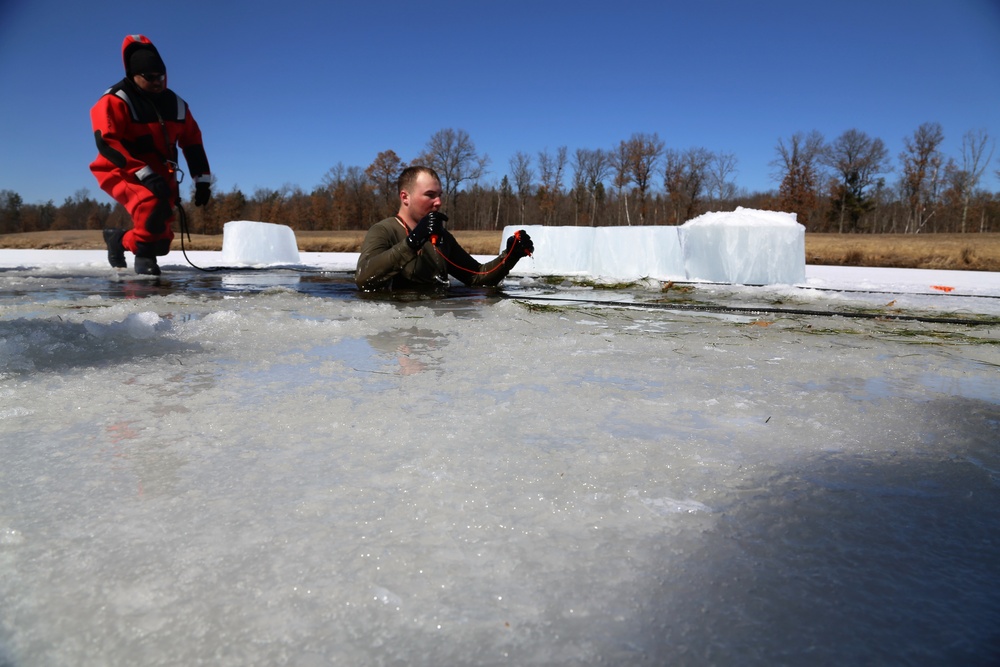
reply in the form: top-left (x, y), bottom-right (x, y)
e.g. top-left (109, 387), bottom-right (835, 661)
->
top-left (194, 182), bottom-right (212, 207)
top-left (505, 230), bottom-right (533, 259)
top-left (141, 172), bottom-right (172, 205)
top-left (406, 211), bottom-right (448, 251)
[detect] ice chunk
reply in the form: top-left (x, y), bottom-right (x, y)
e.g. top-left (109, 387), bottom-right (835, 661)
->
top-left (220, 220), bottom-right (301, 266)
top-left (501, 224), bottom-right (686, 280)
top-left (82, 311), bottom-right (170, 339)
top-left (592, 225), bottom-right (685, 281)
top-left (501, 225), bottom-right (593, 276)
top-left (681, 207), bottom-right (805, 285)
top-left (503, 209), bottom-right (804, 285)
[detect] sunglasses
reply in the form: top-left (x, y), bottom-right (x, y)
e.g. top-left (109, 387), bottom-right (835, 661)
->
top-left (139, 72), bottom-right (165, 82)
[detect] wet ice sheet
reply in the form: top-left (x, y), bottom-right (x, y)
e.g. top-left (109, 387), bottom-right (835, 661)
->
top-left (1, 273), bottom-right (1000, 666)
top-left (5, 260), bottom-right (1000, 325)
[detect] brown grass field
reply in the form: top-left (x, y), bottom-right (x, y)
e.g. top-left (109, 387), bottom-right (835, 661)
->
top-left (2, 229), bottom-right (1000, 272)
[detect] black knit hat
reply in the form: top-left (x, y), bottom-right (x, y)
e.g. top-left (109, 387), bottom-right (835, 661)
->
top-left (128, 47), bottom-right (165, 76)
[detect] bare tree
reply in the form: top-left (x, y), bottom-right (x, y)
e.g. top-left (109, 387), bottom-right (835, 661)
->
top-left (321, 163), bottom-right (375, 228)
top-left (250, 185), bottom-right (277, 222)
top-left (365, 149), bottom-right (406, 217)
top-left (509, 151), bottom-right (534, 226)
top-left (772, 130), bottom-right (826, 226)
top-left (496, 175), bottom-right (512, 229)
top-left (822, 129), bottom-right (890, 233)
top-left (573, 148), bottom-right (611, 226)
top-left (342, 167), bottom-right (374, 225)
top-left (707, 152), bottom-right (739, 203)
top-left (626, 132), bottom-right (664, 224)
top-left (571, 153), bottom-right (587, 225)
top-left (537, 146), bottom-right (567, 225)
top-left (418, 128), bottom-right (490, 212)
top-left (321, 163), bottom-right (347, 192)
top-left (611, 140), bottom-right (633, 225)
top-left (955, 129), bottom-right (995, 233)
top-left (663, 147), bottom-right (713, 224)
top-left (899, 122), bottom-right (945, 233)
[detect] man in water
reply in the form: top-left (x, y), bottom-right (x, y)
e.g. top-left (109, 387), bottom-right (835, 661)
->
top-left (355, 166), bottom-right (533, 291)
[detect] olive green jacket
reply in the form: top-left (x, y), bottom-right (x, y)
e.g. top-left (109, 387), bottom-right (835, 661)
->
top-left (355, 217), bottom-right (518, 291)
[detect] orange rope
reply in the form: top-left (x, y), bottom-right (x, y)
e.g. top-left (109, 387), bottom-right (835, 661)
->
top-left (429, 233), bottom-right (530, 276)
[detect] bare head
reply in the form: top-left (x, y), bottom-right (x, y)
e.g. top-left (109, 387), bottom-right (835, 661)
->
top-left (397, 166), bottom-right (443, 226)
top-left (397, 166), bottom-right (440, 196)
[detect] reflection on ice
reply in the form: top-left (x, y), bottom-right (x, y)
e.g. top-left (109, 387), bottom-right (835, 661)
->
top-left (221, 272), bottom-right (301, 290)
top-left (1, 271), bottom-right (999, 666)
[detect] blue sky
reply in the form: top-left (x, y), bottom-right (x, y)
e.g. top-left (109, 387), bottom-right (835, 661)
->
top-left (1, 0), bottom-right (999, 206)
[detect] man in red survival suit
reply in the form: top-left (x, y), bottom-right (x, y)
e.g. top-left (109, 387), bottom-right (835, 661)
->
top-left (90, 35), bottom-right (212, 275)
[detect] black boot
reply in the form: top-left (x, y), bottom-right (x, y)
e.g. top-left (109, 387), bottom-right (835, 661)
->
top-left (103, 229), bottom-right (127, 268)
top-left (134, 256), bottom-right (161, 276)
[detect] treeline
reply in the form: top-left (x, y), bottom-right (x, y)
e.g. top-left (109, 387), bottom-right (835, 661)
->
top-left (2, 124), bottom-right (998, 236)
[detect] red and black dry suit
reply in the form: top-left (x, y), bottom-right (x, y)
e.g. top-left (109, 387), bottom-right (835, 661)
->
top-left (89, 35), bottom-right (210, 257)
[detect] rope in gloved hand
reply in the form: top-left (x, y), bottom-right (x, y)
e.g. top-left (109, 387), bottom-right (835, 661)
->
top-left (429, 230), bottom-right (533, 276)
top-left (408, 212), bottom-right (533, 276)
